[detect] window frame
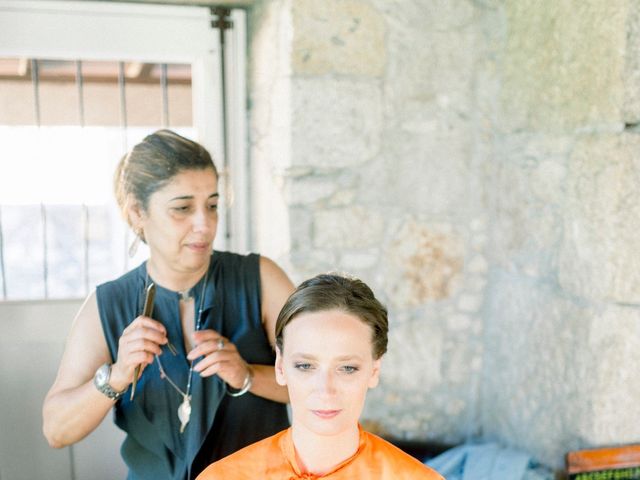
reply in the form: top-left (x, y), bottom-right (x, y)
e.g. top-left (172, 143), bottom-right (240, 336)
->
top-left (0, 0), bottom-right (249, 301)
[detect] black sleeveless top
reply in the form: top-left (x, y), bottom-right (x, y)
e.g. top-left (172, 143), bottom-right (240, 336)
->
top-left (96, 251), bottom-right (289, 480)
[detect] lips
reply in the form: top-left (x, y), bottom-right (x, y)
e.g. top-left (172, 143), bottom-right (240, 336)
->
top-left (312, 410), bottom-right (341, 419)
top-left (187, 242), bottom-right (210, 252)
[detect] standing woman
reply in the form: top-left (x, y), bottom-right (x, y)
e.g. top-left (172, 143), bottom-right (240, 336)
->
top-left (43, 130), bottom-right (294, 479)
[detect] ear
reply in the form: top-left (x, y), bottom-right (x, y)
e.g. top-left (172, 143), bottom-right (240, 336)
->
top-left (126, 195), bottom-right (145, 230)
top-left (274, 345), bottom-right (287, 387)
top-left (368, 357), bottom-right (382, 389)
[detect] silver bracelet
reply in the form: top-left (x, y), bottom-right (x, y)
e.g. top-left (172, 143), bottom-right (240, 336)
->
top-left (225, 368), bottom-right (253, 397)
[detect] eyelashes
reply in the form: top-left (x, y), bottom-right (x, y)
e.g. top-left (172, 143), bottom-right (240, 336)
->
top-left (170, 204), bottom-right (218, 214)
top-left (340, 366), bottom-right (359, 374)
top-left (293, 363), bottom-right (360, 374)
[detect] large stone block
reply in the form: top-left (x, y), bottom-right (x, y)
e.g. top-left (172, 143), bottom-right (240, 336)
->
top-left (339, 249), bottom-right (379, 271)
top-left (382, 316), bottom-right (444, 392)
top-left (291, 77), bottom-right (383, 168)
top-left (482, 272), bottom-right (593, 468)
top-left (558, 133), bottom-right (640, 303)
top-left (289, 247), bottom-right (339, 282)
top-left (362, 297), bottom-right (483, 443)
top-left (285, 174), bottom-right (339, 205)
top-left (484, 271), bottom-right (640, 468)
top-left (363, 309), bottom-right (479, 444)
top-left (370, 0), bottom-right (477, 31)
top-left (501, 0), bottom-right (626, 132)
top-left (368, 1), bottom-right (479, 137)
top-left (313, 205), bottom-right (385, 249)
top-left (284, 168), bottom-right (358, 206)
top-left (381, 217), bottom-right (465, 308)
top-left (291, 0), bottom-right (386, 76)
top-left (578, 307), bottom-right (640, 445)
top-left (491, 133), bottom-right (569, 277)
top-left (623, 0), bottom-right (640, 123)
top-left (358, 124), bottom-right (478, 217)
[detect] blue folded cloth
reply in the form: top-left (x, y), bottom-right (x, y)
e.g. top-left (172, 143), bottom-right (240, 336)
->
top-left (425, 442), bottom-right (554, 480)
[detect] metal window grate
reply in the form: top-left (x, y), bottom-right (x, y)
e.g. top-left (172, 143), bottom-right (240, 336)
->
top-left (0, 4), bottom-right (247, 302)
top-left (0, 58), bottom-right (194, 301)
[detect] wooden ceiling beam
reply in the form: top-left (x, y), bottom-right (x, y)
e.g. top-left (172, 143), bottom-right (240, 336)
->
top-left (125, 62), bottom-right (154, 80)
top-left (17, 58), bottom-right (30, 76)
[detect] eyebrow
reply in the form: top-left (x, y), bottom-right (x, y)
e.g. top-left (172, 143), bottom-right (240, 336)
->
top-left (291, 353), bottom-right (364, 362)
top-left (169, 193), bottom-right (219, 201)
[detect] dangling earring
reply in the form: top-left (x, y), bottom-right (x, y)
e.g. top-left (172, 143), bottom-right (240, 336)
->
top-left (128, 229), bottom-right (142, 258)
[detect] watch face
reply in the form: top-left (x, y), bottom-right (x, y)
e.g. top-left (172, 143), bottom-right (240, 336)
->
top-left (94, 363), bottom-right (122, 400)
top-left (95, 364), bottom-right (109, 386)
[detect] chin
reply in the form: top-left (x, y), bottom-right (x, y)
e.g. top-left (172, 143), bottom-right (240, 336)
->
top-left (187, 247), bottom-right (212, 258)
top-left (178, 255), bottom-right (210, 272)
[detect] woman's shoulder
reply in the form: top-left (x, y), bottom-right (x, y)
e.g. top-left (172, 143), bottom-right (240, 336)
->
top-left (212, 250), bottom-right (289, 275)
top-left (363, 431), bottom-right (445, 479)
top-left (212, 250), bottom-right (260, 268)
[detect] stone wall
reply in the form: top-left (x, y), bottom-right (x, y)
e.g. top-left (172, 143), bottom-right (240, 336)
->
top-left (483, 0), bottom-right (640, 468)
top-left (248, 0), bottom-right (640, 470)
top-left (249, 0), bottom-right (492, 447)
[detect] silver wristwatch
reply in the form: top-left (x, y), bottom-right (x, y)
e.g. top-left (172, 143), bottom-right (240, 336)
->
top-left (93, 363), bottom-right (125, 401)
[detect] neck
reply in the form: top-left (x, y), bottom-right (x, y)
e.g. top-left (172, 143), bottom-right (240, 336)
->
top-left (146, 258), bottom-right (210, 293)
top-left (291, 424), bottom-right (360, 476)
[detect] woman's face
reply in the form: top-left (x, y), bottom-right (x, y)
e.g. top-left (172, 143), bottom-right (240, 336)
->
top-left (275, 309), bottom-right (381, 438)
top-left (137, 168), bottom-right (218, 274)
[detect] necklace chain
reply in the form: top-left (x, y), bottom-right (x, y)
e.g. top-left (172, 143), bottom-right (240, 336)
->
top-left (150, 267), bottom-right (209, 387)
top-left (142, 264), bottom-right (210, 433)
top-left (155, 356), bottom-right (190, 398)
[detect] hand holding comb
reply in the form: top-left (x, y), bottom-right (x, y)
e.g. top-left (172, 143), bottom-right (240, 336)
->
top-left (130, 283), bottom-right (179, 401)
top-left (130, 283), bottom-right (155, 401)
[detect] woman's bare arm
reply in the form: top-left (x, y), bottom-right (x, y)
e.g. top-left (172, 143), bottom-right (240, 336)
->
top-left (190, 257), bottom-right (294, 403)
top-left (42, 291), bottom-right (116, 448)
top-left (42, 290), bottom-right (168, 447)
top-left (253, 256), bottom-right (295, 403)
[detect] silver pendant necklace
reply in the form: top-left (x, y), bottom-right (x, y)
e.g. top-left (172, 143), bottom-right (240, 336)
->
top-left (155, 356), bottom-right (193, 433)
top-left (147, 267), bottom-right (209, 434)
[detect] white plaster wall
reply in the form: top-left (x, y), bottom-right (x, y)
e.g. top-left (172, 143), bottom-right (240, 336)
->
top-left (0, 300), bottom-right (126, 480)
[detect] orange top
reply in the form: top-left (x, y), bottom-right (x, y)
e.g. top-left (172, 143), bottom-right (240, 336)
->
top-left (196, 426), bottom-right (444, 480)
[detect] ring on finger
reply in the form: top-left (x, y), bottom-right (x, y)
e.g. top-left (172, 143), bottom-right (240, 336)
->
top-left (217, 338), bottom-right (225, 350)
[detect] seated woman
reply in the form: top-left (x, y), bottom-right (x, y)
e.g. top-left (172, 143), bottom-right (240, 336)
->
top-left (197, 273), bottom-right (444, 479)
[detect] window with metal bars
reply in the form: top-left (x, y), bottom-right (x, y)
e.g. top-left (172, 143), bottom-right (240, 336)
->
top-left (0, 1), bottom-right (247, 301)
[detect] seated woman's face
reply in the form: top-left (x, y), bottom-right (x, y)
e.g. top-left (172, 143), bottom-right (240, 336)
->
top-left (275, 309), bottom-right (381, 437)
